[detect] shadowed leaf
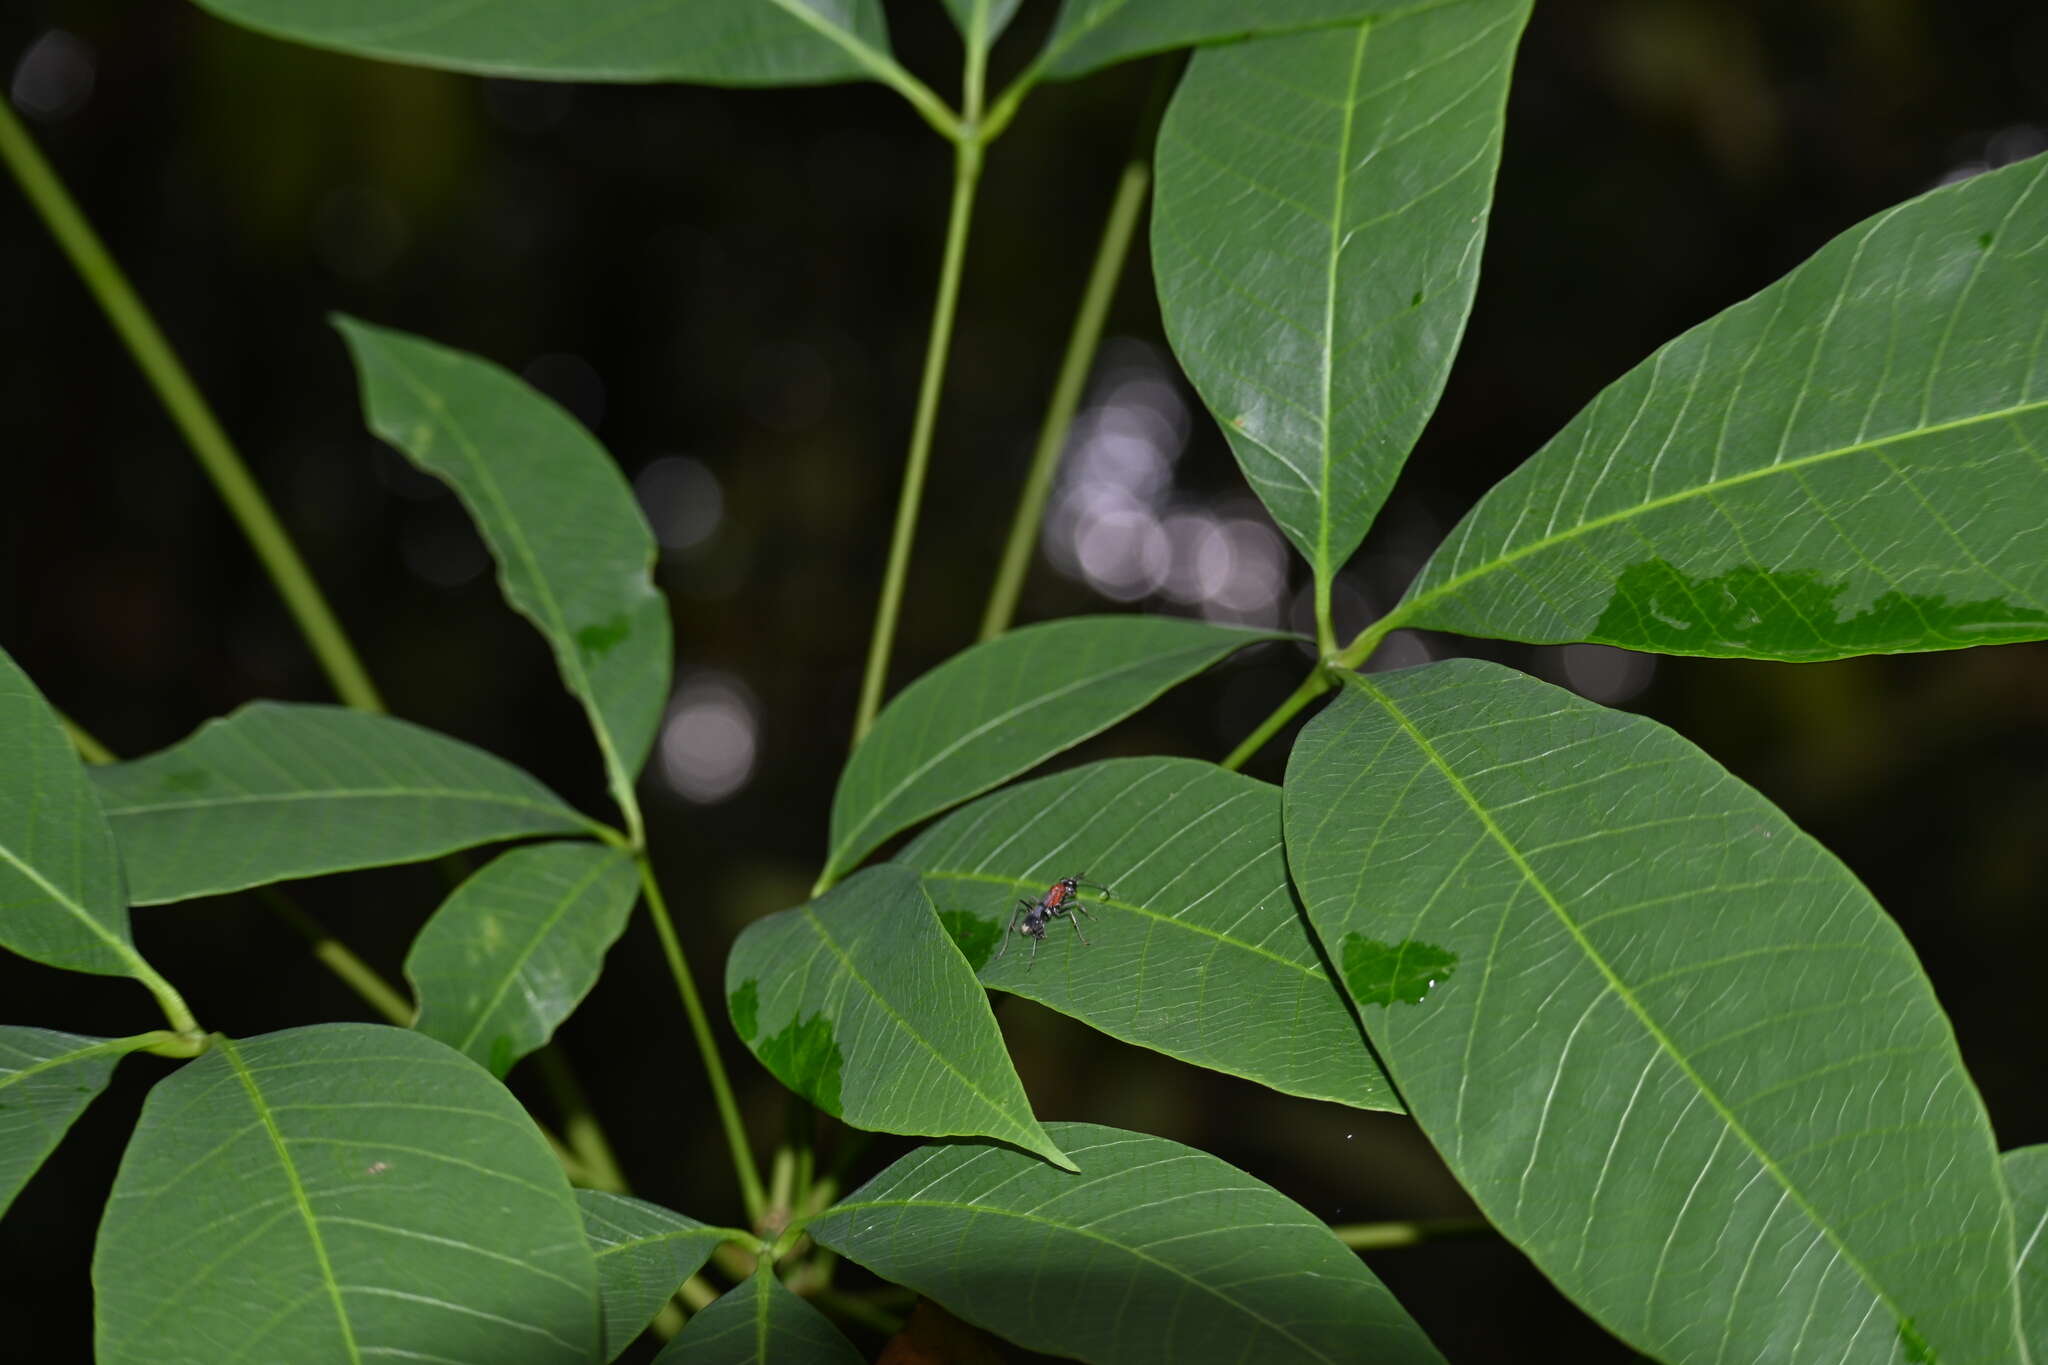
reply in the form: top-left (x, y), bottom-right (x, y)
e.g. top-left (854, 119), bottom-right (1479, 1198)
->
top-left (578, 1191), bottom-right (730, 1361)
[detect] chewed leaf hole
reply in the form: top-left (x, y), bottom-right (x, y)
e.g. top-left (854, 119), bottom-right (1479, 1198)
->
top-left (1340, 933), bottom-right (1457, 1006)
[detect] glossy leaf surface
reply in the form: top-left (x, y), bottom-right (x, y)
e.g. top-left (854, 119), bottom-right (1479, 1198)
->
top-left (2009, 1147), bottom-right (2048, 1360)
top-left (1398, 153), bottom-right (2048, 660)
top-left (339, 317), bottom-right (670, 833)
top-left (407, 841), bottom-right (639, 1076)
top-left (901, 757), bottom-right (1394, 1109)
top-left (810, 1122), bottom-right (1444, 1365)
top-left (725, 865), bottom-right (1070, 1168)
top-left (1154, 1), bottom-right (1527, 586)
top-left (93, 703), bottom-right (596, 904)
top-left (650, 1268), bottom-right (863, 1364)
top-left (1042, 0), bottom-right (1419, 78)
top-left (1284, 661), bottom-right (2020, 1364)
top-left (0, 646), bottom-right (140, 977)
top-left (189, 0), bottom-right (892, 87)
top-left (578, 1191), bottom-right (728, 1361)
top-left (95, 1024), bottom-right (598, 1364)
top-left (0, 1027), bottom-right (124, 1218)
top-left (827, 616), bottom-right (1283, 882)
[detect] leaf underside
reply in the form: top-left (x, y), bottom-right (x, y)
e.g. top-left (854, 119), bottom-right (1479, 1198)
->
top-left (1284, 660), bottom-right (2022, 1365)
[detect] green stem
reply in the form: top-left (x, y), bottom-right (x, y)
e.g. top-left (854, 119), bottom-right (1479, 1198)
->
top-left (1331, 1215), bottom-right (1495, 1251)
top-left (0, 99), bottom-right (384, 714)
top-left (1219, 668), bottom-right (1333, 772)
top-left (56, 710), bottom-right (115, 765)
top-left (535, 1044), bottom-right (630, 1195)
top-left (638, 856), bottom-right (767, 1222)
top-left (849, 139), bottom-right (985, 747)
top-left (980, 63), bottom-right (1173, 640)
top-left (262, 889), bottom-right (415, 1026)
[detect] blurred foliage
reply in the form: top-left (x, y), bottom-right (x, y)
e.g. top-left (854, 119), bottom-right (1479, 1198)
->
top-left (3, 0), bottom-right (2045, 1358)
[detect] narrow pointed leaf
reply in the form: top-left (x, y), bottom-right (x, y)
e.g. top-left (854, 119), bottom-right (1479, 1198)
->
top-left (187, 0), bottom-right (893, 87)
top-left (901, 757), bottom-right (1395, 1110)
top-left (338, 317), bottom-right (670, 834)
top-left (725, 865), bottom-right (1071, 1169)
top-left (1283, 661), bottom-right (2021, 1365)
top-left (578, 1191), bottom-right (731, 1361)
top-left (810, 1122), bottom-right (1444, 1365)
top-left (92, 703), bottom-right (599, 904)
top-left (652, 1267), bottom-right (863, 1365)
top-left (1397, 153), bottom-right (2048, 660)
top-left (826, 616), bottom-right (1285, 883)
top-left (94, 1023), bottom-right (599, 1364)
top-left (407, 842), bottom-right (639, 1076)
top-left (0, 646), bottom-right (140, 977)
top-left (1042, 0), bottom-right (1419, 79)
top-left (0, 1027), bottom-right (128, 1218)
top-left (942, 0), bottom-right (1021, 51)
top-left (1154, 1), bottom-right (1528, 586)
top-left (2009, 1147), bottom-right (2048, 1359)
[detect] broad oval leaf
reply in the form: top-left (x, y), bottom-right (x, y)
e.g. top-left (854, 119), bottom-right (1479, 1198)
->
top-left (92, 702), bottom-right (599, 904)
top-left (651, 1266), bottom-right (863, 1365)
top-left (94, 1023), bottom-right (599, 1364)
top-left (407, 841), bottom-right (639, 1076)
top-left (901, 757), bottom-right (1395, 1110)
top-left (338, 317), bottom-right (670, 836)
top-left (725, 865), bottom-right (1072, 1170)
top-left (2009, 1147), bottom-right (2048, 1360)
top-left (809, 1122), bottom-right (1444, 1365)
top-left (1284, 661), bottom-right (2021, 1365)
top-left (189, 0), bottom-right (893, 87)
top-left (1041, 0), bottom-right (1420, 79)
top-left (578, 1190), bottom-right (732, 1361)
top-left (1153, 2), bottom-right (1528, 592)
top-left (0, 645), bottom-right (137, 977)
top-left (1397, 153), bottom-right (2048, 660)
top-left (0, 1027), bottom-right (128, 1218)
top-left (826, 616), bottom-right (1284, 883)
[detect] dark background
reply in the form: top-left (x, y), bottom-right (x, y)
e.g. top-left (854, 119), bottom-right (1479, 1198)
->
top-left (4, 0), bottom-right (2045, 1359)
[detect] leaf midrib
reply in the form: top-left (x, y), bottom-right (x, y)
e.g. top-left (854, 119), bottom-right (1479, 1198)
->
top-left (1348, 673), bottom-right (1919, 1333)
top-left (795, 897), bottom-right (1056, 1161)
top-left (218, 1036), bottom-right (360, 1363)
top-left (1394, 392), bottom-right (2048, 631)
top-left (450, 848), bottom-right (626, 1053)
top-left (369, 343), bottom-right (632, 818)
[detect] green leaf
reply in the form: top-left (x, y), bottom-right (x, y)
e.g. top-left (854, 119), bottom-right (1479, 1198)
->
top-left (0, 645), bottom-right (140, 977)
top-left (825, 615), bottom-right (1284, 884)
top-left (92, 703), bottom-right (599, 904)
top-left (1283, 661), bottom-right (2022, 1365)
top-left (942, 0), bottom-right (1021, 52)
top-left (725, 865), bottom-right (1072, 1169)
top-left (336, 317), bottom-right (670, 838)
top-left (1395, 153), bottom-right (2048, 660)
top-left (809, 1122), bottom-right (1444, 1364)
top-left (1041, 0), bottom-right (1427, 80)
top-left (651, 1266), bottom-right (863, 1365)
top-left (406, 842), bottom-right (639, 1076)
top-left (901, 757), bottom-right (1395, 1110)
top-left (2009, 1147), bottom-right (2048, 1361)
top-left (187, 0), bottom-right (894, 87)
top-left (1153, 2), bottom-right (1528, 595)
top-left (94, 1023), bottom-right (599, 1363)
top-left (0, 1027), bottom-right (126, 1219)
top-left (577, 1190), bottom-right (730, 1361)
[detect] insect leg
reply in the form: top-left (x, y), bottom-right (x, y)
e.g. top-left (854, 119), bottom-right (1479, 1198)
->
top-left (996, 902), bottom-right (1026, 961)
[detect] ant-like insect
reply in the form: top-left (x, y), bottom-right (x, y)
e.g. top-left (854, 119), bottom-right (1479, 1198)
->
top-left (997, 876), bottom-right (1110, 967)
